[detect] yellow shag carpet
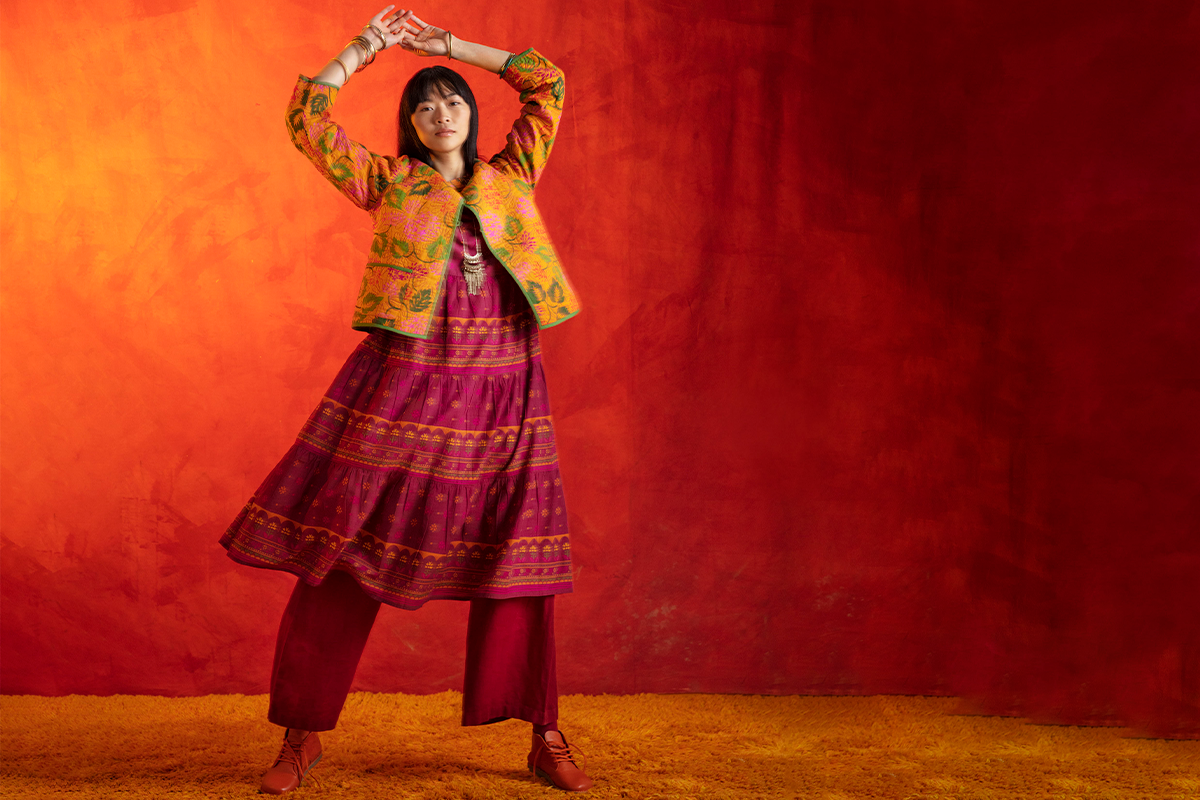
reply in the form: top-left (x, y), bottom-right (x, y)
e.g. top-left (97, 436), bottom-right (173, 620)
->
top-left (1, 693), bottom-right (1197, 799)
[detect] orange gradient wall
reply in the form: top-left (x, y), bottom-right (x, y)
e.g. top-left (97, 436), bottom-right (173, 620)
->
top-left (2, 1), bottom-right (1198, 736)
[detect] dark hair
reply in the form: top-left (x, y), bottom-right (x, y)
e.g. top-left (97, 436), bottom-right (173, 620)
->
top-left (397, 66), bottom-right (480, 175)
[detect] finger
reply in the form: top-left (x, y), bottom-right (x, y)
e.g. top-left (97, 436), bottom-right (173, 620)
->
top-left (409, 14), bottom-right (430, 28)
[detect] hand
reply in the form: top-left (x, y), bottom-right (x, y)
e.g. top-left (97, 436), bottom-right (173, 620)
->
top-left (397, 12), bottom-right (451, 57)
top-left (364, 6), bottom-right (419, 51)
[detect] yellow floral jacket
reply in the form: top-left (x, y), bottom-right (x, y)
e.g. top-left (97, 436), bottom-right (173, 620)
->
top-left (286, 49), bottom-right (579, 339)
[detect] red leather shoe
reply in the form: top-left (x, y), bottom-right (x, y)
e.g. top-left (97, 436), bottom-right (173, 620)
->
top-left (260, 729), bottom-right (322, 794)
top-left (528, 730), bottom-right (593, 792)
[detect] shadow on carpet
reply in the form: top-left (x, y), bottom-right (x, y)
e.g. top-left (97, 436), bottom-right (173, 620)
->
top-left (2, 693), bottom-right (1197, 798)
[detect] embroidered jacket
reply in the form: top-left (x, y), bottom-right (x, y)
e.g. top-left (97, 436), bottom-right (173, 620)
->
top-left (286, 49), bottom-right (579, 339)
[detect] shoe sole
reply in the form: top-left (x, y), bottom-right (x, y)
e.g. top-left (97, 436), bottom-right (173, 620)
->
top-left (529, 763), bottom-right (591, 792)
top-left (530, 764), bottom-right (559, 789)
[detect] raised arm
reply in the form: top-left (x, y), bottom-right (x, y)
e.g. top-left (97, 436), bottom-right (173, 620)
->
top-left (398, 16), bottom-right (564, 187)
top-left (311, 6), bottom-right (414, 88)
top-left (287, 7), bottom-right (420, 210)
top-left (488, 50), bottom-right (565, 188)
top-left (397, 13), bottom-right (513, 74)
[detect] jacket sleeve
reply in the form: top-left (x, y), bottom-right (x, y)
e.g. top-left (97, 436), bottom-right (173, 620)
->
top-left (488, 49), bottom-right (565, 188)
top-left (285, 76), bottom-right (402, 211)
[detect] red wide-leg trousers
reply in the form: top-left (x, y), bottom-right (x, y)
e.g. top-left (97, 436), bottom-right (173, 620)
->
top-left (267, 570), bottom-right (559, 731)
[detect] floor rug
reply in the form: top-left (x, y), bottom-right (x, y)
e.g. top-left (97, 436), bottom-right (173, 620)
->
top-left (2, 693), bottom-right (1196, 798)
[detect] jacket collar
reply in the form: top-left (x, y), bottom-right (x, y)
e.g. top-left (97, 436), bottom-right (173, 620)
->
top-left (406, 159), bottom-right (505, 205)
top-left (461, 161), bottom-right (506, 207)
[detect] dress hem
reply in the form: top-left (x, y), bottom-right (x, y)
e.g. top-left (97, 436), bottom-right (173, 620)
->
top-left (222, 546), bottom-right (572, 612)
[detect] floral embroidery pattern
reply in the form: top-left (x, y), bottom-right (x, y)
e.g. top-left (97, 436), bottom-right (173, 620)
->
top-left (286, 49), bottom-right (580, 340)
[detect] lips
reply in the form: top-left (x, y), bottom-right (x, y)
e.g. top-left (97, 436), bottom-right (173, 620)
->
top-left (435, 129), bottom-right (456, 137)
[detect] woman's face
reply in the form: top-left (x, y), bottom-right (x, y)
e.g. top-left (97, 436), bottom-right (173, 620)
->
top-left (410, 90), bottom-right (471, 159)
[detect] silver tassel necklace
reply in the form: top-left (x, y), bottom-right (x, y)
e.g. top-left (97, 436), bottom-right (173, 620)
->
top-left (458, 223), bottom-right (485, 296)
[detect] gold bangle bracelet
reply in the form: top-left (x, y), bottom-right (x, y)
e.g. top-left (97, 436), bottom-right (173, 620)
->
top-left (366, 23), bottom-right (387, 50)
top-left (447, 30), bottom-right (453, 60)
top-left (345, 41), bottom-right (366, 72)
top-left (332, 56), bottom-right (351, 84)
top-left (347, 38), bottom-right (372, 71)
top-left (350, 35), bottom-right (377, 68)
top-left (359, 35), bottom-right (378, 62)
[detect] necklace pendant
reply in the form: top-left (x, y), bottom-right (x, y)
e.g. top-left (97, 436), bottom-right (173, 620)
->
top-left (458, 225), bottom-right (486, 296)
top-left (464, 267), bottom-right (484, 296)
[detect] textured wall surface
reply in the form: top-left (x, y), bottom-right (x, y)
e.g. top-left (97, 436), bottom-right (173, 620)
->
top-left (2, 0), bottom-right (1198, 736)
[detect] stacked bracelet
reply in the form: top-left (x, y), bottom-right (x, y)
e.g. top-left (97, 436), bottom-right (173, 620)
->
top-left (447, 31), bottom-right (454, 60)
top-left (349, 35), bottom-right (378, 71)
top-left (365, 23), bottom-right (387, 50)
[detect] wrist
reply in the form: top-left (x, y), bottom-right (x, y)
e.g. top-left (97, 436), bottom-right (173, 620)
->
top-left (363, 23), bottom-right (387, 50)
top-left (347, 35), bottom-right (378, 72)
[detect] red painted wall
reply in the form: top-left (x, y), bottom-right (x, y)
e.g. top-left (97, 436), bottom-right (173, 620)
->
top-left (2, 1), bottom-right (1197, 737)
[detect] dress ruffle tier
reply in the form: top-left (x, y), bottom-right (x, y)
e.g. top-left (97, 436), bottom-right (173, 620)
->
top-left (220, 215), bottom-right (572, 609)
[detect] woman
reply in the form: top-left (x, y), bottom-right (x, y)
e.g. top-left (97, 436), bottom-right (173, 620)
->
top-left (219, 6), bottom-right (591, 793)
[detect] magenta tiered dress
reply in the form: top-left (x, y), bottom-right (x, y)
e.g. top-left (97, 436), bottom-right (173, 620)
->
top-left (220, 211), bottom-right (572, 610)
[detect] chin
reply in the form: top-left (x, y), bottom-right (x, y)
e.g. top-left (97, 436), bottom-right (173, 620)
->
top-left (425, 141), bottom-right (464, 156)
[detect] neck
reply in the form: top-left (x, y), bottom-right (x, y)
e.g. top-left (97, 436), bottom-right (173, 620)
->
top-left (428, 151), bottom-right (467, 183)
